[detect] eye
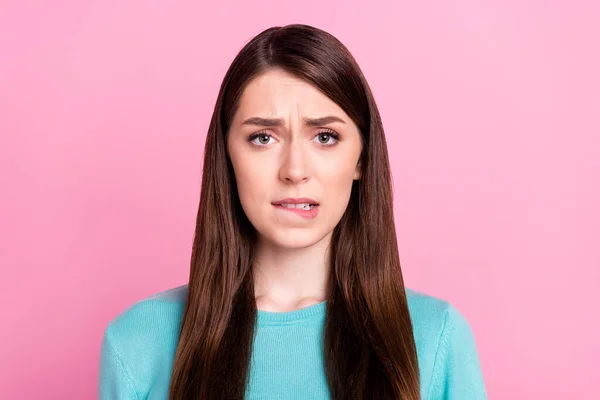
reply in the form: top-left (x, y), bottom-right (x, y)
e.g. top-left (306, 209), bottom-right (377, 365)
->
top-left (248, 132), bottom-right (276, 146)
top-left (313, 129), bottom-right (340, 146)
top-left (247, 129), bottom-right (341, 147)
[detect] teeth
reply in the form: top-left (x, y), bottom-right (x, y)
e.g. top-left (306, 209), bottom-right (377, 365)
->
top-left (281, 203), bottom-right (314, 210)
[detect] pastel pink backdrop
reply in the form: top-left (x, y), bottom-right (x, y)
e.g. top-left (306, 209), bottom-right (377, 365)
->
top-left (1, 1), bottom-right (598, 398)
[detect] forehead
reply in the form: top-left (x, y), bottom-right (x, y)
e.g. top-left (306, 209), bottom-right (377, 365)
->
top-left (233, 68), bottom-right (348, 122)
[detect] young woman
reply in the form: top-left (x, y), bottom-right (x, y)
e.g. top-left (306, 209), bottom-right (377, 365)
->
top-left (99, 24), bottom-right (487, 400)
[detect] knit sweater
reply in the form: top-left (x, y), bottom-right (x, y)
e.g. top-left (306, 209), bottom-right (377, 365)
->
top-left (98, 284), bottom-right (487, 399)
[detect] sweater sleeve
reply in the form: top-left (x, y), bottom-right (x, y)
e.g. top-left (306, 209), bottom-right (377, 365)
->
top-left (98, 331), bottom-right (140, 400)
top-left (427, 304), bottom-right (488, 400)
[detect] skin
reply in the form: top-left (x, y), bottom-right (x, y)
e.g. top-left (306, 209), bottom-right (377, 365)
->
top-left (227, 68), bottom-right (362, 312)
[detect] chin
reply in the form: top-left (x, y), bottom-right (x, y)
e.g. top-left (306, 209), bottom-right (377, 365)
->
top-left (262, 228), bottom-right (326, 250)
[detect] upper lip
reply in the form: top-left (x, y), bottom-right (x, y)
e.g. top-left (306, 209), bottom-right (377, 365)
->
top-left (272, 198), bottom-right (319, 205)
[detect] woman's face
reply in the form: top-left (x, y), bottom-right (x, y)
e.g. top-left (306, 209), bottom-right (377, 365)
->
top-left (227, 68), bottom-right (362, 249)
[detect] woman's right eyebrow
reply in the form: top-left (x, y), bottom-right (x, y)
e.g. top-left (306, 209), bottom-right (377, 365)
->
top-left (241, 116), bottom-right (346, 127)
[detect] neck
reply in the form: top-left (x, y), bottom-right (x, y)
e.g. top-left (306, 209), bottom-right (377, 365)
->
top-left (252, 231), bottom-right (332, 312)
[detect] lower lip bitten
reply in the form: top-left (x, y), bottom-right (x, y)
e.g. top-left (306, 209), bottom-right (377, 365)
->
top-left (273, 204), bottom-right (319, 218)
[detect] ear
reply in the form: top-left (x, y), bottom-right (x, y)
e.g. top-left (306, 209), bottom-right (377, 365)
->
top-left (353, 159), bottom-right (361, 180)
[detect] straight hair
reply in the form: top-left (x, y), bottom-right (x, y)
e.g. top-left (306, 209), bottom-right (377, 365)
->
top-left (169, 24), bottom-right (421, 399)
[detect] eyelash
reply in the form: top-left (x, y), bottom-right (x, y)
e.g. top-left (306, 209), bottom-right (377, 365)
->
top-left (247, 129), bottom-right (341, 147)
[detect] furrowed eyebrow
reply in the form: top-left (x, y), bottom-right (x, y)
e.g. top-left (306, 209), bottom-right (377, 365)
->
top-left (241, 115), bottom-right (346, 127)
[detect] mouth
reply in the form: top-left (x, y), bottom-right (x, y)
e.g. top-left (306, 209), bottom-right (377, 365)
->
top-left (271, 198), bottom-right (320, 219)
top-left (273, 203), bottom-right (317, 210)
top-left (271, 198), bottom-right (319, 207)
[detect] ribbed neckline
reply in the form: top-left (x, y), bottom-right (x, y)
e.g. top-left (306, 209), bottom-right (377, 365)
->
top-left (256, 300), bottom-right (327, 326)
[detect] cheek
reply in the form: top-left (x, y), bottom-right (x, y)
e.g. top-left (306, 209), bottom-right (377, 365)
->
top-left (231, 158), bottom-right (269, 219)
top-left (235, 169), bottom-right (261, 204)
top-left (320, 164), bottom-right (356, 214)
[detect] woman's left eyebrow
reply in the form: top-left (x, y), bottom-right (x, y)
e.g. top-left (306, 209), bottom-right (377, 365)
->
top-left (241, 115), bottom-right (346, 127)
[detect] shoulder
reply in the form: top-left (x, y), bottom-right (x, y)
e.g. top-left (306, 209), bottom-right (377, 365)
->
top-left (103, 284), bottom-right (188, 344)
top-left (99, 284), bottom-right (188, 398)
top-left (405, 287), bottom-right (487, 399)
top-left (405, 287), bottom-right (472, 336)
top-left (404, 288), bottom-right (460, 377)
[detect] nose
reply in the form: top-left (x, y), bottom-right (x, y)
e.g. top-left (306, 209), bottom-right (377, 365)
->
top-left (278, 139), bottom-right (310, 184)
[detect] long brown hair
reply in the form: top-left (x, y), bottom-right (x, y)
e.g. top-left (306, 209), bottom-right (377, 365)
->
top-left (169, 24), bottom-right (420, 399)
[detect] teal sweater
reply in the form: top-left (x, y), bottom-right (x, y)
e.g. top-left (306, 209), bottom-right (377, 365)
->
top-left (99, 285), bottom-right (487, 399)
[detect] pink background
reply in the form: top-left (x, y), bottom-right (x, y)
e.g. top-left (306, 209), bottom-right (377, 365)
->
top-left (1, 1), bottom-right (599, 398)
